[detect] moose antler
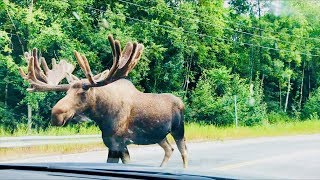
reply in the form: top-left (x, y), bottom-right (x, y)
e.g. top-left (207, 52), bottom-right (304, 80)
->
top-left (19, 48), bottom-right (75, 92)
top-left (19, 35), bottom-right (143, 92)
top-left (74, 35), bottom-right (144, 89)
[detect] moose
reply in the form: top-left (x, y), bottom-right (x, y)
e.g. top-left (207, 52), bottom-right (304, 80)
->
top-left (19, 35), bottom-right (188, 168)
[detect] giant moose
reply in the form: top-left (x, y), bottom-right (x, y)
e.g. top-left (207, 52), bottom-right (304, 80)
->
top-left (19, 35), bottom-right (188, 168)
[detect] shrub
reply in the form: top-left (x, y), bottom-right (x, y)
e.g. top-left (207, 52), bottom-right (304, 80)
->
top-left (188, 66), bottom-right (267, 126)
top-left (267, 111), bottom-right (294, 124)
top-left (302, 87), bottom-right (320, 119)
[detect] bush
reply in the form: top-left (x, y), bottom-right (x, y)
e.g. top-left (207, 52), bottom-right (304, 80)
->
top-left (0, 104), bottom-right (18, 133)
top-left (267, 111), bottom-right (294, 124)
top-left (302, 87), bottom-right (320, 119)
top-left (188, 67), bottom-right (267, 126)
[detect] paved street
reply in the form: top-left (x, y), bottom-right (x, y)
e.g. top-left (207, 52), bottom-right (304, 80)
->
top-left (4, 134), bottom-right (320, 179)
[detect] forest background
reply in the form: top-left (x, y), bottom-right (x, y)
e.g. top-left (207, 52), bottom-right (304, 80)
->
top-left (1, 0), bottom-right (320, 135)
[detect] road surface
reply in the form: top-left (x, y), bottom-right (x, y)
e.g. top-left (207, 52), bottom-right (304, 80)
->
top-left (4, 134), bottom-right (320, 179)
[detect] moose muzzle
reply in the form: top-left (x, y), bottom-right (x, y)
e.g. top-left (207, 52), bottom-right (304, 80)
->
top-left (51, 107), bottom-right (75, 126)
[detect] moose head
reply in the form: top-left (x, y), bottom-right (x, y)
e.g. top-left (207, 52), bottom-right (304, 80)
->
top-left (19, 35), bottom-right (144, 126)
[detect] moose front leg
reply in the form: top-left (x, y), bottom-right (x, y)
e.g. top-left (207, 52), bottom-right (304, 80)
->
top-left (103, 135), bottom-right (130, 164)
top-left (107, 147), bottom-right (130, 164)
top-left (107, 150), bottom-right (120, 163)
top-left (103, 136), bottom-right (120, 163)
top-left (120, 146), bottom-right (130, 164)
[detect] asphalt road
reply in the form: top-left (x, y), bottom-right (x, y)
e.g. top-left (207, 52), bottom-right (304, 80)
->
top-left (4, 134), bottom-right (320, 179)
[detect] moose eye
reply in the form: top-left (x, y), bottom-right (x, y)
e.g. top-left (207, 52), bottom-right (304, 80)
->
top-left (76, 88), bottom-right (86, 95)
top-left (76, 90), bottom-right (86, 95)
top-left (79, 91), bottom-right (87, 100)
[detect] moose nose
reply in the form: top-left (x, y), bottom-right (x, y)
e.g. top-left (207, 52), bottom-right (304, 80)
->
top-left (51, 107), bottom-right (66, 126)
top-left (51, 113), bottom-right (65, 126)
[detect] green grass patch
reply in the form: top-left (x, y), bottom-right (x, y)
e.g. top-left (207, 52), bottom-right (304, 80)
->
top-left (0, 142), bottom-right (105, 161)
top-left (184, 119), bottom-right (320, 141)
top-left (1, 120), bottom-right (320, 139)
top-left (0, 123), bottom-right (101, 137)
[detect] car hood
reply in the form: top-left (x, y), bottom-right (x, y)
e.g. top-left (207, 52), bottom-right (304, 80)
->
top-left (0, 162), bottom-right (254, 179)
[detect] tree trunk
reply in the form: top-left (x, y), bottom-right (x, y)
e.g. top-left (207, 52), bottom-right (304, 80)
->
top-left (184, 63), bottom-right (190, 98)
top-left (184, 55), bottom-right (192, 98)
top-left (284, 75), bottom-right (291, 112)
top-left (308, 65), bottom-right (311, 98)
top-left (299, 63), bottom-right (305, 110)
top-left (5, 84), bottom-right (8, 106)
top-left (279, 81), bottom-right (282, 109)
top-left (29, 0), bottom-right (33, 13)
top-left (261, 74), bottom-right (265, 87)
top-left (28, 103), bottom-right (32, 134)
top-left (234, 95), bottom-right (238, 127)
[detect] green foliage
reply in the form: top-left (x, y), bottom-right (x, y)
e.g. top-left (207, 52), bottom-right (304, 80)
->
top-left (0, 122), bottom-right (100, 137)
top-left (1, 0), bottom-right (320, 135)
top-left (267, 111), bottom-right (294, 124)
top-left (189, 67), bottom-right (266, 126)
top-left (302, 87), bottom-right (320, 119)
top-left (0, 53), bottom-right (26, 131)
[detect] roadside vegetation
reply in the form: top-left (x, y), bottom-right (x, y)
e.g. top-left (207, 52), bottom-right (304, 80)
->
top-left (185, 119), bottom-right (320, 141)
top-left (2, 119), bottom-right (320, 139)
top-left (0, 142), bottom-right (105, 161)
top-left (0, 122), bottom-right (101, 137)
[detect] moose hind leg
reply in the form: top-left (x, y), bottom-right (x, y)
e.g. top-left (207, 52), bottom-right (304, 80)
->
top-left (158, 137), bottom-right (174, 167)
top-left (174, 136), bottom-right (188, 168)
top-left (171, 119), bottom-right (188, 167)
top-left (107, 150), bottom-right (120, 163)
top-left (171, 109), bottom-right (188, 168)
top-left (120, 147), bottom-right (130, 164)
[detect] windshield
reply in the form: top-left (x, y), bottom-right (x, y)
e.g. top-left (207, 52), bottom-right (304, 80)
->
top-left (1, 0), bottom-right (320, 179)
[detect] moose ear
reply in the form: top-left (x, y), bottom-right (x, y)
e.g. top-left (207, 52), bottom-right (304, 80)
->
top-left (65, 72), bottom-right (79, 84)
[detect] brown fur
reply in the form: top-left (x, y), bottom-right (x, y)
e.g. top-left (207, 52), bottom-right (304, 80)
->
top-left (51, 79), bottom-right (188, 168)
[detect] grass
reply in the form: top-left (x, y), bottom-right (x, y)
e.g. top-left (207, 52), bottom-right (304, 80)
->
top-left (0, 124), bottom-right (101, 137)
top-left (1, 120), bottom-right (320, 161)
top-left (3, 120), bottom-right (320, 140)
top-left (184, 119), bottom-right (320, 141)
top-left (0, 142), bottom-right (105, 161)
